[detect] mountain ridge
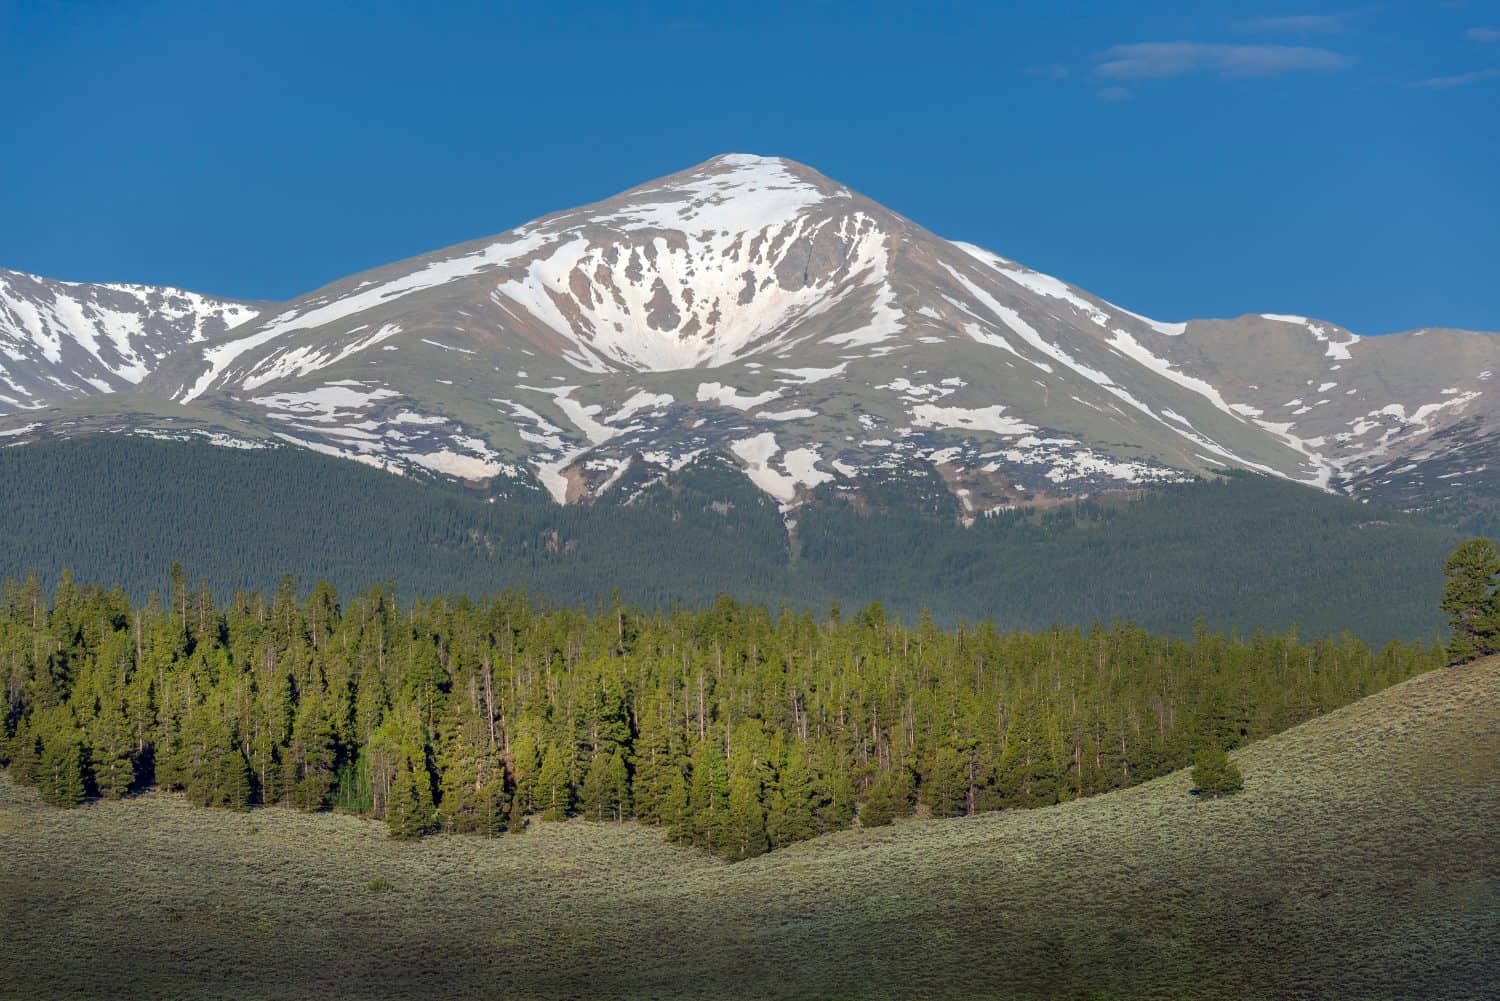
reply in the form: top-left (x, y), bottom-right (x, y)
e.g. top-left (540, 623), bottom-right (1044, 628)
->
top-left (2, 154), bottom-right (1494, 524)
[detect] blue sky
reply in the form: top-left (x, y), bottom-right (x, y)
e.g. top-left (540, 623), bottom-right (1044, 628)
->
top-left (2, 1), bottom-right (1496, 334)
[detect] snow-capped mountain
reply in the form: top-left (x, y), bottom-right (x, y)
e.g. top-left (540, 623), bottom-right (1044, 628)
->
top-left (0, 269), bottom-right (259, 411)
top-left (3, 155), bottom-right (1495, 521)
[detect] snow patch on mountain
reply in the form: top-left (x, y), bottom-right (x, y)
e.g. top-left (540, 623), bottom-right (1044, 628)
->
top-left (240, 324), bottom-right (405, 391)
top-left (249, 383), bottom-right (401, 421)
top-left (494, 211), bottom-right (893, 372)
top-left (1261, 313), bottom-right (1361, 361)
top-left (777, 363), bottom-right (847, 383)
top-left (697, 382), bottom-right (781, 410)
top-left (593, 154), bottom-right (837, 234)
top-left (730, 432), bottom-right (833, 506)
top-left (182, 232), bottom-right (554, 399)
top-left (608, 390), bottom-right (674, 423)
top-left (911, 404), bottom-right (1035, 436)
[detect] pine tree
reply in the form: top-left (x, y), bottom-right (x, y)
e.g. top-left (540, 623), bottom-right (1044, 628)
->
top-left (181, 701), bottom-right (251, 810)
top-left (469, 751), bottom-right (510, 836)
top-left (1191, 747), bottom-right (1244, 799)
top-left (724, 767), bottom-right (768, 860)
top-left (577, 749), bottom-right (630, 821)
top-left (247, 718), bottom-right (283, 807)
top-left (38, 725), bottom-right (88, 808)
top-left (0, 568), bottom-right (1444, 862)
top-left (815, 751), bottom-right (856, 831)
top-left (684, 741), bottom-right (729, 850)
top-left (657, 766), bottom-right (690, 835)
top-left (628, 704), bottom-right (674, 824)
top-left (88, 702), bottom-right (136, 799)
top-left (924, 745), bottom-right (969, 818)
top-left (721, 717), bottom-right (772, 859)
top-left (386, 741), bottom-right (436, 839)
top-left (152, 691), bottom-right (188, 792)
top-left (507, 726), bottom-right (542, 825)
top-left (860, 768), bottom-right (913, 828)
top-left (284, 696), bottom-right (338, 811)
top-left (765, 749), bottom-right (819, 847)
top-left (6, 720), bottom-right (42, 785)
top-left (535, 742), bottom-right (573, 820)
top-left (437, 703), bottom-right (509, 836)
top-left (1441, 538), bottom-right (1500, 663)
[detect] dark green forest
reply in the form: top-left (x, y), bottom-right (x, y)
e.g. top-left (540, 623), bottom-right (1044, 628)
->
top-left (0, 570), bottom-right (1445, 858)
top-left (0, 437), bottom-right (1469, 640)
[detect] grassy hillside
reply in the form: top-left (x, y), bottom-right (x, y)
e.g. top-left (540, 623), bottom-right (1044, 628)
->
top-left (2, 658), bottom-right (1495, 1000)
top-left (0, 435), bottom-right (1470, 640)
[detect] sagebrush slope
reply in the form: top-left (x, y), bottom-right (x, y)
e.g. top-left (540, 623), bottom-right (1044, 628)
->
top-left (2, 657), bottom-right (1493, 999)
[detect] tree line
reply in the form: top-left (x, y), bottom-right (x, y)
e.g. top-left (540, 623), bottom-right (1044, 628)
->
top-left (0, 436), bottom-right (1467, 642)
top-left (0, 566), bottom-right (1449, 859)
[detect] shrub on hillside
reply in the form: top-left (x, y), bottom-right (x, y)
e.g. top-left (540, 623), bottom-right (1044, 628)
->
top-left (1191, 747), bottom-right (1244, 800)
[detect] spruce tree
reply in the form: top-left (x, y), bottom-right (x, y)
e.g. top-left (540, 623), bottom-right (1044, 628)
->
top-left (815, 752), bottom-right (857, 831)
top-left (1441, 538), bottom-right (1500, 663)
top-left (387, 742), bottom-right (436, 839)
top-left (508, 726), bottom-right (543, 822)
top-left (1191, 747), bottom-right (1244, 799)
top-left (686, 741), bottom-right (729, 851)
top-left (0, 567), bottom-right (1447, 860)
top-left (765, 751), bottom-right (819, 847)
top-left (535, 743), bottom-right (573, 821)
top-left (658, 767), bottom-right (690, 837)
top-left (284, 697), bottom-right (337, 811)
top-left (437, 704), bottom-right (509, 836)
top-left (860, 768), bottom-right (913, 828)
top-left (181, 702), bottom-right (251, 810)
top-left (88, 702), bottom-right (136, 799)
top-left (725, 768), bottom-right (769, 860)
top-left (599, 751), bottom-right (631, 821)
top-left (924, 745), bottom-right (969, 818)
top-left (628, 706), bottom-right (674, 824)
top-left (38, 725), bottom-right (88, 808)
top-left (6, 721), bottom-right (42, 785)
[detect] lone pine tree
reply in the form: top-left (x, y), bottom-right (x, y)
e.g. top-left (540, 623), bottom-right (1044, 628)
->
top-left (1441, 538), bottom-right (1500, 663)
top-left (1191, 747), bottom-right (1244, 799)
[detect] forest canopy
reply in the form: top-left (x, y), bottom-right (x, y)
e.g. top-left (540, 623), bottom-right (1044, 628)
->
top-left (0, 436), bottom-right (1471, 641)
top-left (0, 569), bottom-right (1444, 859)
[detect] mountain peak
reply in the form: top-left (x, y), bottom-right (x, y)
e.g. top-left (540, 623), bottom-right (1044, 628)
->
top-left (6, 157), bottom-right (1493, 526)
top-left (592, 153), bottom-right (854, 237)
top-left (701, 151), bottom-right (788, 166)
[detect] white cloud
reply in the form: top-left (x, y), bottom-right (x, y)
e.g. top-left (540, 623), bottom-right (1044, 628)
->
top-left (1408, 67), bottom-right (1500, 88)
top-left (1096, 42), bottom-right (1352, 80)
top-left (1096, 86), bottom-right (1134, 102)
top-left (1467, 27), bottom-right (1500, 42)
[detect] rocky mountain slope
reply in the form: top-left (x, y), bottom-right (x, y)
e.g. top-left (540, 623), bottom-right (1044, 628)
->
top-left (0, 270), bottom-right (259, 410)
top-left (2, 155), bottom-right (1494, 521)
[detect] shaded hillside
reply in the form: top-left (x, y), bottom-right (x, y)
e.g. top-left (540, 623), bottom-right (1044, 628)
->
top-left (0, 435), bottom-right (1468, 640)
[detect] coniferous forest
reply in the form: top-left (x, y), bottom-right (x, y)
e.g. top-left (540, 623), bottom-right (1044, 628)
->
top-left (1, 569), bottom-right (1445, 859)
top-left (0, 436), bottom-right (1471, 641)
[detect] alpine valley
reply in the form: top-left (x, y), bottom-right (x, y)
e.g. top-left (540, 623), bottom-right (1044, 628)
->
top-left (2, 155), bottom-right (1495, 635)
